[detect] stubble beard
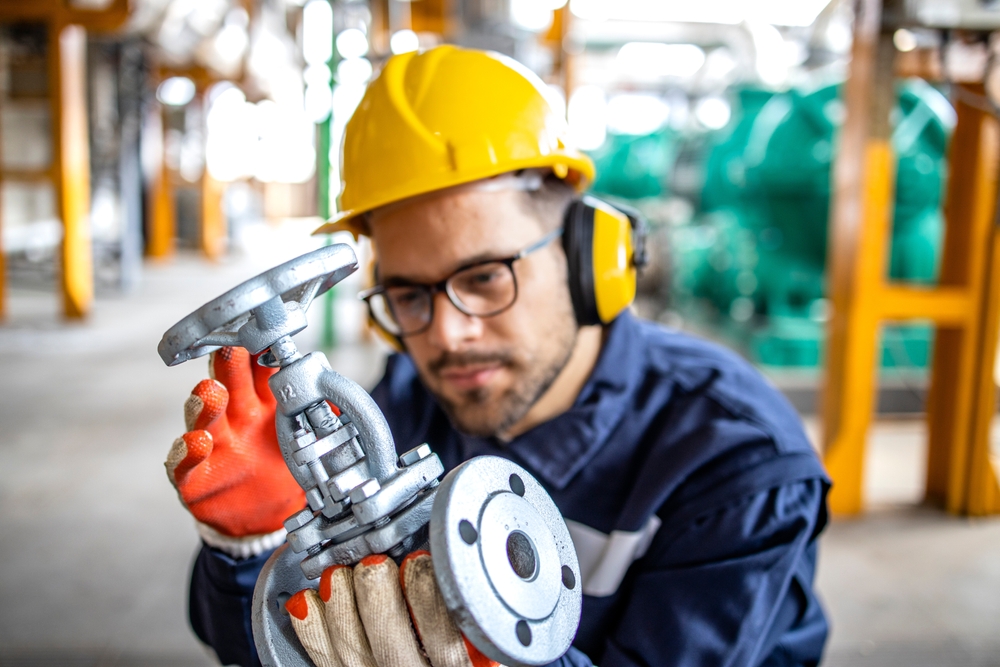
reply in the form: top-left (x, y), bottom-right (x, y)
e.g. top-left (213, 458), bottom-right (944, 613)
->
top-left (425, 318), bottom-right (579, 439)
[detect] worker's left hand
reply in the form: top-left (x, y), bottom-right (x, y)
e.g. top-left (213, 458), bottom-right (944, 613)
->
top-left (287, 550), bottom-right (498, 667)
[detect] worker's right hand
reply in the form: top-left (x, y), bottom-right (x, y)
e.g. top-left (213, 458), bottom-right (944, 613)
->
top-left (165, 346), bottom-right (306, 557)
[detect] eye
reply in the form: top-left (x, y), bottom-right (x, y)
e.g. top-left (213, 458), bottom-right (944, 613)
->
top-left (470, 268), bottom-right (502, 283)
top-left (387, 287), bottom-right (425, 310)
top-left (461, 264), bottom-right (507, 287)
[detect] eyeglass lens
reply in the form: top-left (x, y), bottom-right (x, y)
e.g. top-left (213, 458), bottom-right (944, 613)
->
top-left (373, 260), bottom-right (517, 335)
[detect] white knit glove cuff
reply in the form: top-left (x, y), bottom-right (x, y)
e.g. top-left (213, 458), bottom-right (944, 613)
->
top-left (196, 521), bottom-right (287, 559)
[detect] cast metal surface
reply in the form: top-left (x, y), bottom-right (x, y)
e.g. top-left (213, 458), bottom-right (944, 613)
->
top-left (159, 244), bottom-right (581, 666)
top-left (431, 457), bottom-right (582, 667)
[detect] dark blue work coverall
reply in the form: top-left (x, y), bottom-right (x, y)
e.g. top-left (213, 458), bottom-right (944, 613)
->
top-left (190, 312), bottom-right (830, 667)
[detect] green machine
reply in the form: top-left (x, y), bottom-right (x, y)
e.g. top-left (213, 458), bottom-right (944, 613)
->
top-left (606, 80), bottom-right (953, 369)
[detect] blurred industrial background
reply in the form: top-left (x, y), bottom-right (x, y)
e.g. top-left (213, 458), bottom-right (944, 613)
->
top-left (1, 0), bottom-right (1000, 665)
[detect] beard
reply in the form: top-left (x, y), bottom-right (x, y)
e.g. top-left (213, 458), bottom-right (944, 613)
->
top-left (422, 322), bottom-right (579, 439)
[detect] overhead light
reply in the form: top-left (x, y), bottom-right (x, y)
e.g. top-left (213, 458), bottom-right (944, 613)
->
top-left (616, 42), bottom-right (705, 78)
top-left (337, 57), bottom-right (373, 85)
top-left (157, 76), bottom-right (196, 106)
top-left (894, 28), bottom-right (917, 52)
top-left (253, 100), bottom-right (316, 183)
top-left (213, 22), bottom-right (249, 65)
top-left (747, 21), bottom-right (788, 87)
top-left (702, 47), bottom-right (737, 82)
top-left (390, 29), bottom-right (419, 54)
top-left (695, 97), bottom-right (731, 129)
top-left (511, 0), bottom-right (554, 32)
top-left (568, 85), bottom-right (607, 150)
top-left (303, 0), bottom-right (334, 65)
top-left (304, 63), bottom-right (332, 87)
top-left (206, 87), bottom-right (256, 181)
top-left (304, 64), bottom-right (333, 124)
top-left (544, 83), bottom-right (567, 120)
top-left (336, 28), bottom-right (368, 59)
top-left (607, 93), bottom-right (669, 135)
top-left (305, 83), bottom-right (333, 123)
top-left (332, 83), bottom-right (366, 123)
top-left (569, 0), bottom-right (833, 27)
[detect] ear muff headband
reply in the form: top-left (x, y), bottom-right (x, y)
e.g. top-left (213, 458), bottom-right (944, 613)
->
top-left (562, 196), bottom-right (647, 326)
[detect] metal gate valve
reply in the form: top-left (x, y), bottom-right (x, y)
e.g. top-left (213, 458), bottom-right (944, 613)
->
top-left (159, 245), bottom-right (581, 667)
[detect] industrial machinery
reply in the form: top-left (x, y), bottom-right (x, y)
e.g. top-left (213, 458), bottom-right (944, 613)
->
top-left (158, 244), bottom-right (582, 667)
top-left (671, 80), bottom-right (951, 367)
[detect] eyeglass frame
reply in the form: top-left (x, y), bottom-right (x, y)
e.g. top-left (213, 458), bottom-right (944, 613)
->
top-left (358, 228), bottom-right (564, 337)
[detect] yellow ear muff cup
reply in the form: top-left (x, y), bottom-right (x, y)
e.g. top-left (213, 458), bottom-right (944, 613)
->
top-left (562, 197), bottom-right (639, 326)
top-left (591, 205), bottom-right (636, 323)
top-left (562, 200), bottom-right (601, 326)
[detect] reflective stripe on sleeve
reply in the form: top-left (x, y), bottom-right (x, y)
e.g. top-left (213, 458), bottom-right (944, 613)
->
top-left (564, 516), bottom-right (662, 597)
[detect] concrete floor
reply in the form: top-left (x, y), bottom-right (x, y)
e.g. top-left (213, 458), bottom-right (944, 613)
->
top-left (1, 230), bottom-right (999, 666)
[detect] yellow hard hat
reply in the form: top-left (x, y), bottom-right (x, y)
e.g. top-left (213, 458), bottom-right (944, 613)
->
top-left (313, 45), bottom-right (595, 237)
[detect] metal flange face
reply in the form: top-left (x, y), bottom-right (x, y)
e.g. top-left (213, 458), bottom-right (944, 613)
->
top-left (158, 244), bottom-right (358, 367)
top-left (429, 457), bottom-right (582, 667)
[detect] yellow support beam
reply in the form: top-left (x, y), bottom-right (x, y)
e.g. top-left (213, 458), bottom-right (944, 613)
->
top-left (0, 0), bottom-right (128, 319)
top-left (823, 9), bottom-right (1000, 517)
top-left (201, 168), bottom-right (226, 261)
top-left (878, 286), bottom-right (972, 324)
top-left (925, 90), bottom-right (1000, 514)
top-left (51, 23), bottom-right (93, 319)
top-left (821, 0), bottom-right (895, 515)
top-left (146, 149), bottom-right (175, 260)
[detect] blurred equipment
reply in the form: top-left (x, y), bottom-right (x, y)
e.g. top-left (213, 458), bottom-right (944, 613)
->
top-left (669, 79), bottom-right (951, 368)
top-left (0, 0), bottom-right (128, 319)
top-left (822, 0), bottom-right (1000, 516)
top-left (158, 244), bottom-right (582, 667)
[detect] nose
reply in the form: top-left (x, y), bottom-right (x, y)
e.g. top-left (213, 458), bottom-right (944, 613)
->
top-left (423, 290), bottom-right (483, 351)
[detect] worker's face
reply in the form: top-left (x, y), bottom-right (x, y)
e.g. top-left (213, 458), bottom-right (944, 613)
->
top-left (368, 187), bottom-right (578, 438)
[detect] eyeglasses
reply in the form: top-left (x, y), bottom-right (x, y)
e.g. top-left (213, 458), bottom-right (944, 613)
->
top-left (359, 229), bottom-right (563, 337)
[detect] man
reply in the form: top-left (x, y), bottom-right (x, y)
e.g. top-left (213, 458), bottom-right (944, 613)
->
top-left (167, 46), bottom-right (830, 667)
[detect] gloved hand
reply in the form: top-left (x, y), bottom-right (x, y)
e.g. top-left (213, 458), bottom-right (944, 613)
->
top-left (287, 551), bottom-right (497, 667)
top-left (165, 346), bottom-right (306, 558)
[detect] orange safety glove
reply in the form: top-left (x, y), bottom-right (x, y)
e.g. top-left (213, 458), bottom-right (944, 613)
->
top-left (165, 346), bottom-right (306, 558)
top-left (286, 551), bottom-right (498, 667)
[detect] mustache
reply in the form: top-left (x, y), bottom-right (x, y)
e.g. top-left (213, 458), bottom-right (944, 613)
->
top-left (428, 350), bottom-right (515, 375)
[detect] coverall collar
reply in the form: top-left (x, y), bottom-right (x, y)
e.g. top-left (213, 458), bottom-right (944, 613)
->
top-left (495, 311), bottom-right (647, 490)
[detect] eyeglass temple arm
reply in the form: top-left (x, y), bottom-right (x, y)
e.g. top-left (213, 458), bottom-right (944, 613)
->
top-left (516, 229), bottom-right (563, 259)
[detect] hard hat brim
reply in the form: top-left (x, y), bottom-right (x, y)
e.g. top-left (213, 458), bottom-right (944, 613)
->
top-left (312, 156), bottom-right (595, 237)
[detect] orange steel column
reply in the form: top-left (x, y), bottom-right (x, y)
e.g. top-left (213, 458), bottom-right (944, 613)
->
top-left (0, 95), bottom-right (5, 321)
top-left (50, 23), bottom-right (93, 319)
top-left (966, 208), bottom-right (1000, 514)
top-left (925, 86), bottom-right (1000, 514)
top-left (146, 134), bottom-right (175, 260)
top-left (0, 0), bottom-right (127, 319)
top-left (821, 0), bottom-right (894, 515)
top-left (201, 168), bottom-right (226, 260)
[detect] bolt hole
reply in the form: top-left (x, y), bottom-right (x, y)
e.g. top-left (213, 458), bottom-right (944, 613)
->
top-left (561, 565), bottom-right (576, 590)
top-left (509, 474), bottom-right (525, 497)
top-left (516, 620), bottom-right (532, 646)
top-left (276, 591), bottom-right (291, 612)
top-left (506, 531), bottom-right (537, 580)
top-left (459, 519), bottom-right (478, 544)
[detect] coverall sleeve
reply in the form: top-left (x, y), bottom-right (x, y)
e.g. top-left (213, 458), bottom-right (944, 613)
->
top-left (190, 544), bottom-right (271, 666)
top-left (598, 478), bottom-right (828, 667)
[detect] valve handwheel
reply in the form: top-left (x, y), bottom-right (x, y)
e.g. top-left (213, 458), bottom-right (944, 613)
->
top-left (158, 245), bottom-right (359, 367)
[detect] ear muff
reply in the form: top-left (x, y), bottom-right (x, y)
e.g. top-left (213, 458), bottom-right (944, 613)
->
top-left (562, 196), bottom-right (648, 326)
